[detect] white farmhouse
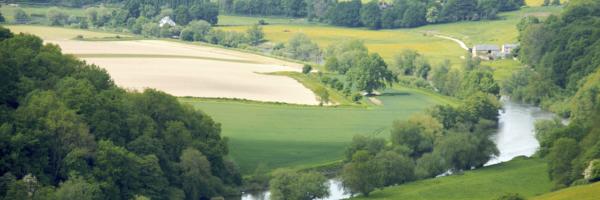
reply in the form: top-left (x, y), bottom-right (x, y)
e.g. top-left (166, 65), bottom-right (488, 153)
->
top-left (159, 16), bottom-right (176, 27)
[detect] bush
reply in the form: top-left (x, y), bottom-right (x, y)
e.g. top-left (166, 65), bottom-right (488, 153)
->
top-left (302, 64), bottom-right (312, 74)
top-left (495, 193), bottom-right (525, 200)
top-left (351, 93), bottom-right (362, 102)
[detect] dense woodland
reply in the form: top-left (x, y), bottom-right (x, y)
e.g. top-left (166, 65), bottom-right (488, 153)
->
top-left (0, 28), bottom-right (241, 199)
top-left (504, 0), bottom-right (600, 189)
top-left (224, 0), bottom-right (525, 29)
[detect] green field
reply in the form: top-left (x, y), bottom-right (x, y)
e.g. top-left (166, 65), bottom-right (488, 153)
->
top-left (182, 86), bottom-right (456, 173)
top-left (352, 157), bottom-right (553, 200)
top-left (0, 4), bottom-right (89, 21)
top-left (6, 25), bottom-right (132, 40)
top-left (532, 181), bottom-right (600, 200)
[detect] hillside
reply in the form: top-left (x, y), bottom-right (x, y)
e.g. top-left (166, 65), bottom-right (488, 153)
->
top-left (531, 182), bottom-right (600, 200)
top-left (352, 157), bottom-right (553, 200)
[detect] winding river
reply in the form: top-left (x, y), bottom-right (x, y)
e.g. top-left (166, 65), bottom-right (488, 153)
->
top-left (241, 98), bottom-right (556, 200)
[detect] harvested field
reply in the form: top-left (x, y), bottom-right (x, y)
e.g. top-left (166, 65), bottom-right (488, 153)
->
top-left (9, 25), bottom-right (320, 105)
top-left (53, 40), bottom-right (318, 105)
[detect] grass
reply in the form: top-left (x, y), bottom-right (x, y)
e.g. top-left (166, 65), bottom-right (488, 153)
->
top-left (531, 181), bottom-right (600, 200)
top-left (352, 157), bottom-right (553, 200)
top-left (484, 59), bottom-right (526, 81)
top-left (180, 86), bottom-right (456, 173)
top-left (0, 3), bottom-right (88, 21)
top-left (5, 25), bottom-right (132, 40)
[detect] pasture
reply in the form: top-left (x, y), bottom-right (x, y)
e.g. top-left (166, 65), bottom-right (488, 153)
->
top-left (352, 157), bottom-right (553, 200)
top-left (531, 181), bottom-right (600, 200)
top-left (182, 86), bottom-right (455, 173)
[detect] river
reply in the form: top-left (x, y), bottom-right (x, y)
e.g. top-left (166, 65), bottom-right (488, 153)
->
top-left (241, 98), bottom-right (556, 200)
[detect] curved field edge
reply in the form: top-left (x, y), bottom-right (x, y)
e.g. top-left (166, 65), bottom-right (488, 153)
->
top-left (351, 157), bottom-right (553, 200)
top-left (531, 181), bottom-right (600, 200)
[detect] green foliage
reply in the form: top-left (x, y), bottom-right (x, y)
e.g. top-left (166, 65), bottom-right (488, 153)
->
top-left (269, 170), bottom-right (328, 200)
top-left (360, 1), bottom-right (381, 29)
top-left (13, 9), bottom-right (30, 24)
top-left (314, 86), bottom-right (330, 105)
top-left (302, 64), bottom-right (312, 74)
top-left (0, 29), bottom-right (239, 200)
top-left (54, 175), bottom-right (100, 200)
top-left (547, 138), bottom-right (579, 187)
top-left (277, 33), bottom-right (320, 62)
top-left (496, 193), bottom-right (526, 200)
top-left (47, 7), bottom-right (69, 26)
top-left (346, 53), bottom-right (397, 95)
top-left (246, 24), bottom-right (264, 45)
top-left (342, 151), bottom-right (383, 197)
top-left (180, 20), bottom-right (212, 42)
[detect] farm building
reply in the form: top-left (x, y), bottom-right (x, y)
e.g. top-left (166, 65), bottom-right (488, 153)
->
top-left (159, 16), bottom-right (176, 27)
top-left (472, 44), bottom-right (501, 60)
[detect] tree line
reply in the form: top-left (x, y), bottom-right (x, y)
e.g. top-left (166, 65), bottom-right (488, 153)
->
top-left (504, 0), bottom-right (600, 189)
top-left (223, 0), bottom-right (526, 29)
top-left (0, 27), bottom-right (241, 200)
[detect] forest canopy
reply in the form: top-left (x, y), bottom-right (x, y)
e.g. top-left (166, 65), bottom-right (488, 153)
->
top-left (0, 27), bottom-right (241, 200)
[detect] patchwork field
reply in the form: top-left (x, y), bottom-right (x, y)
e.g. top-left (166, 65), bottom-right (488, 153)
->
top-left (219, 7), bottom-right (562, 65)
top-left (352, 157), bottom-right (553, 200)
top-left (7, 25), bottom-right (320, 105)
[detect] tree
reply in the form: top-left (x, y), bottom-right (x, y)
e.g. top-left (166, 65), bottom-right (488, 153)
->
top-left (286, 33), bottom-right (321, 62)
top-left (374, 151), bottom-right (415, 186)
top-left (246, 24), bottom-right (264, 45)
top-left (341, 150), bottom-right (382, 196)
top-left (346, 53), bottom-right (397, 95)
top-left (496, 193), bottom-right (525, 200)
top-left (302, 64), bottom-right (313, 74)
top-left (360, 1), bottom-right (381, 29)
top-left (551, 0), bottom-right (561, 6)
top-left (13, 9), bottom-right (30, 24)
top-left (547, 138), bottom-right (579, 187)
top-left (314, 86), bottom-right (330, 105)
top-left (269, 170), bottom-right (329, 200)
top-left (179, 147), bottom-right (219, 200)
top-left (47, 7), bottom-right (69, 26)
top-left (174, 6), bottom-right (190, 25)
top-left (54, 175), bottom-right (100, 200)
top-left (0, 11), bottom-right (6, 23)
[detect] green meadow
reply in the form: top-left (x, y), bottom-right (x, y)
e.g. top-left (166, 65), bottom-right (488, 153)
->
top-left (352, 157), bottom-right (553, 200)
top-left (532, 181), bottom-right (600, 200)
top-left (181, 86), bottom-right (456, 173)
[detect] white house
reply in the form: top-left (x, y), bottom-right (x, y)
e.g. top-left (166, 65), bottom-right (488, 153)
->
top-left (472, 44), bottom-right (501, 60)
top-left (159, 16), bottom-right (176, 27)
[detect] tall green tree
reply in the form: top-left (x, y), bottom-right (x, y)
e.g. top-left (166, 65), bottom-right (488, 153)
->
top-left (346, 53), bottom-right (397, 95)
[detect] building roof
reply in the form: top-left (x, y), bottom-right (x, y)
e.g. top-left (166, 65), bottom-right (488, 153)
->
top-left (473, 44), bottom-right (500, 51)
top-left (503, 44), bottom-right (519, 48)
top-left (159, 16), bottom-right (176, 27)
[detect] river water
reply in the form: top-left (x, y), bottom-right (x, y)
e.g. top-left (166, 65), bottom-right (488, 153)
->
top-left (241, 98), bottom-right (556, 200)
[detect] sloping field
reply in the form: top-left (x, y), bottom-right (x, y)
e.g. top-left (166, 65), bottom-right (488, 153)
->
top-left (352, 157), bottom-right (553, 200)
top-left (531, 182), bottom-right (600, 200)
top-left (8, 25), bottom-right (320, 105)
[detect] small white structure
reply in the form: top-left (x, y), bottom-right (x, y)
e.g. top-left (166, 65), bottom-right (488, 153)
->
top-left (502, 44), bottom-right (519, 58)
top-left (159, 16), bottom-right (176, 27)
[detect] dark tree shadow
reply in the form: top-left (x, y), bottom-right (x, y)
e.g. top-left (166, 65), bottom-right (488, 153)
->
top-left (378, 92), bottom-right (411, 97)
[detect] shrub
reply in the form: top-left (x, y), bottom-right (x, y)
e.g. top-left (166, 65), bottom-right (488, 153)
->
top-left (302, 64), bottom-right (312, 74)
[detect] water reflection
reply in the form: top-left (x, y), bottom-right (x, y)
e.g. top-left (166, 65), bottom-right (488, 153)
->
top-left (241, 179), bottom-right (350, 200)
top-left (486, 98), bottom-right (556, 165)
